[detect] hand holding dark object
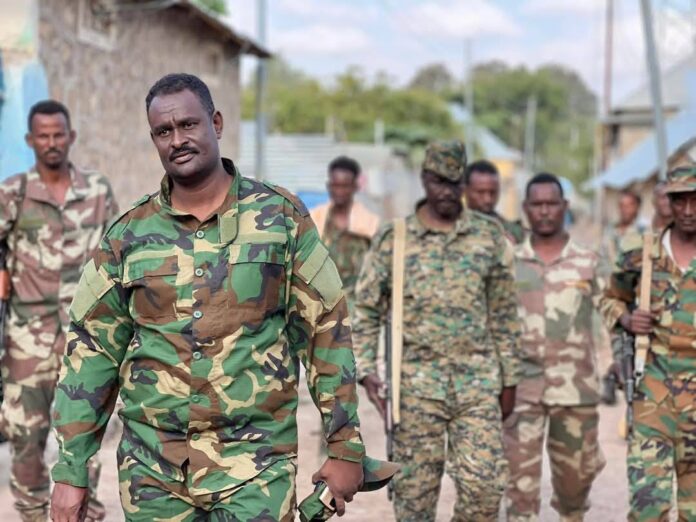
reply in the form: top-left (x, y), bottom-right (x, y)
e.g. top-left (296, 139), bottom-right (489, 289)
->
top-left (499, 386), bottom-right (516, 421)
top-left (360, 373), bottom-right (387, 422)
top-left (50, 483), bottom-right (87, 522)
top-left (0, 270), bottom-right (10, 301)
top-left (311, 459), bottom-right (363, 517)
top-left (619, 310), bottom-right (656, 336)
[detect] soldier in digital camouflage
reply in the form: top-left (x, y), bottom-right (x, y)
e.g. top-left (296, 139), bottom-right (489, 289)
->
top-left (49, 74), bottom-right (370, 522)
top-left (601, 166), bottom-right (696, 522)
top-left (464, 159), bottom-right (526, 244)
top-left (0, 100), bottom-right (116, 522)
top-left (353, 140), bottom-right (522, 521)
top-left (310, 156), bottom-right (380, 311)
top-left (504, 173), bottom-right (606, 522)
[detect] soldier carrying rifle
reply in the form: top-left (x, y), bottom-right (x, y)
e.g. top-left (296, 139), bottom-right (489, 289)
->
top-left (353, 140), bottom-right (522, 522)
top-left (601, 166), bottom-right (696, 522)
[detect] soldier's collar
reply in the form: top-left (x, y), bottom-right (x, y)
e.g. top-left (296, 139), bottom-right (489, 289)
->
top-left (412, 200), bottom-right (471, 237)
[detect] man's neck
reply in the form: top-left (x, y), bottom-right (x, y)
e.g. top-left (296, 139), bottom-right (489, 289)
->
top-left (36, 162), bottom-right (70, 184)
top-left (531, 231), bottom-right (568, 264)
top-left (418, 202), bottom-right (459, 232)
top-left (170, 164), bottom-right (231, 222)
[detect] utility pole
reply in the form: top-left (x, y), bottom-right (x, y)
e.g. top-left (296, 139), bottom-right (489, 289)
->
top-left (254, 0), bottom-right (267, 181)
top-left (463, 39), bottom-right (475, 156)
top-left (603, 0), bottom-right (614, 116)
top-left (640, 0), bottom-right (668, 180)
top-left (524, 95), bottom-right (537, 172)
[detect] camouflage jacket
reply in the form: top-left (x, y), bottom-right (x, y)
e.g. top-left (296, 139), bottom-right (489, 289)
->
top-left (0, 166), bottom-right (117, 346)
top-left (514, 237), bottom-right (605, 406)
top-left (322, 218), bottom-right (371, 308)
top-left (352, 204), bottom-right (522, 401)
top-left (600, 226), bottom-right (696, 403)
top-left (493, 211), bottom-right (526, 245)
top-left (51, 159), bottom-right (365, 492)
top-left (602, 221), bottom-right (645, 267)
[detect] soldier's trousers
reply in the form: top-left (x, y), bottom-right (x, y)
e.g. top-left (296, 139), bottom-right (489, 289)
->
top-left (119, 455), bottom-right (297, 521)
top-left (503, 402), bottom-right (605, 522)
top-left (392, 391), bottom-right (507, 522)
top-left (0, 329), bottom-right (104, 522)
top-left (628, 389), bottom-right (696, 522)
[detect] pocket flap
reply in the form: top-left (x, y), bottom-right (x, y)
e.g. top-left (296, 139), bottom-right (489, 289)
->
top-left (123, 254), bottom-right (179, 285)
top-left (228, 242), bottom-right (286, 265)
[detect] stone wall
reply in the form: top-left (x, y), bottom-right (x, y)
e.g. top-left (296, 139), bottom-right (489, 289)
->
top-left (38, 0), bottom-right (242, 208)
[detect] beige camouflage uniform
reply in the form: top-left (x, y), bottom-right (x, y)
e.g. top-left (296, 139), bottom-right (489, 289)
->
top-left (353, 141), bottom-right (522, 522)
top-left (0, 166), bottom-right (117, 521)
top-left (505, 237), bottom-right (607, 521)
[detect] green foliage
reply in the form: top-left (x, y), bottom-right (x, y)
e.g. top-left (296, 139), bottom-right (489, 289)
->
top-left (193, 0), bottom-right (227, 15)
top-left (242, 58), bottom-right (597, 186)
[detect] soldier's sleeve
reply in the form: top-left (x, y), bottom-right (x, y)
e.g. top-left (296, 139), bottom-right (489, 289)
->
top-left (591, 252), bottom-right (610, 310)
top-left (599, 236), bottom-right (641, 330)
top-left (288, 210), bottom-right (365, 463)
top-left (351, 224), bottom-right (392, 381)
top-left (488, 233), bottom-right (522, 387)
top-left (0, 176), bottom-right (23, 241)
top-left (51, 234), bottom-right (133, 487)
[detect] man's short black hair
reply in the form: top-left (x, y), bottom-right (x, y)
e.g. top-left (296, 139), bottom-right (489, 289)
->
top-left (619, 188), bottom-right (642, 206)
top-left (328, 156), bottom-right (361, 179)
top-left (27, 100), bottom-right (71, 132)
top-left (525, 172), bottom-right (565, 199)
top-left (145, 73), bottom-right (215, 116)
top-left (464, 159), bottom-right (499, 184)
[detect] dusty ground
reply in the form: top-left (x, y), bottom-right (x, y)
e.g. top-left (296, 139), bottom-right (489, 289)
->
top-left (0, 383), bottom-right (629, 522)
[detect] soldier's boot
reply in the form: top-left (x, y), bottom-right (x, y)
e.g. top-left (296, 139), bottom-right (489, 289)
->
top-left (600, 371), bottom-right (617, 405)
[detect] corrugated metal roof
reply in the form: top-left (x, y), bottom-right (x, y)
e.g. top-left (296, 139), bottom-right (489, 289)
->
top-left (449, 104), bottom-right (521, 161)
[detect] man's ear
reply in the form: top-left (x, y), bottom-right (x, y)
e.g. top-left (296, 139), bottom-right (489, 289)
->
top-left (69, 129), bottom-right (77, 146)
top-left (213, 111), bottom-right (223, 139)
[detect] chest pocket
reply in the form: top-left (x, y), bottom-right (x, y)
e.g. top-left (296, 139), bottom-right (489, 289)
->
top-left (227, 241), bottom-right (287, 326)
top-left (122, 254), bottom-right (180, 320)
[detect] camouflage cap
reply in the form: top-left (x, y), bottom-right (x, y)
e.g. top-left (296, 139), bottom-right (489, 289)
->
top-left (422, 140), bottom-right (467, 182)
top-left (665, 166), bottom-right (696, 194)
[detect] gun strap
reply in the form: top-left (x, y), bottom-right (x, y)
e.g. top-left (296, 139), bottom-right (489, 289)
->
top-left (390, 218), bottom-right (406, 425)
top-left (635, 231), bottom-right (654, 380)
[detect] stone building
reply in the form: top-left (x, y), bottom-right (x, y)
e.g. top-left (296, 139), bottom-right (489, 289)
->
top-left (2, 0), bottom-right (268, 207)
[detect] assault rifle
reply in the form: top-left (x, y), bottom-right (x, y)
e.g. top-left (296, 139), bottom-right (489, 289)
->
top-left (384, 316), bottom-right (394, 501)
top-left (620, 331), bottom-right (636, 438)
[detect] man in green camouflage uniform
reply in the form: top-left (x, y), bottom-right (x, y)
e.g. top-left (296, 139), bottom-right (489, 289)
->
top-left (50, 74), bottom-right (366, 522)
top-left (354, 141), bottom-right (522, 521)
top-left (0, 100), bottom-right (115, 522)
top-left (310, 156), bottom-right (380, 310)
top-left (504, 173), bottom-right (606, 522)
top-left (601, 166), bottom-right (696, 521)
top-left (464, 159), bottom-right (526, 244)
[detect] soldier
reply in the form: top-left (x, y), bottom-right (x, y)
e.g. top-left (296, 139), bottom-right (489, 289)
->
top-left (652, 180), bottom-right (673, 231)
top-left (464, 159), bottom-right (526, 244)
top-left (354, 141), bottom-right (521, 521)
top-left (49, 73), bottom-right (368, 521)
top-left (504, 173), bottom-right (606, 522)
top-left (600, 189), bottom-right (645, 405)
top-left (310, 156), bottom-right (380, 309)
top-left (0, 100), bottom-right (115, 522)
top-left (601, 166), bottom-right (696, 521)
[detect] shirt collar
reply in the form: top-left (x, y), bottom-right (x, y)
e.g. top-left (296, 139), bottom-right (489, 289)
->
top-left (517, 234), bottom-right (575, 263)
top-left (156, 158), bottom-right (240, 244)
top-left (412, 199), bottom-right (472, 238)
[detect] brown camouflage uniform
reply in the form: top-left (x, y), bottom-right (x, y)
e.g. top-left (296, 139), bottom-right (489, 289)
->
top-left (353, 139), bottom-right (522, 522)
top-left (0, 166), bottom-right (117, 521)
top-left (505, 238), bottom-right (607, 521)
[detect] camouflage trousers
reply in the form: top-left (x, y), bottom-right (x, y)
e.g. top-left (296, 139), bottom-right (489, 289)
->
top-left (119, 453), bottom-right (297, 521)
top-left (503, 402), bottom-right (606, 522)
top-left (0, 325), bottom-right (104, 522)
top-left (628, 388), bottom-right (696, 522)
top-left (392, 391), bottom-right (507, 522)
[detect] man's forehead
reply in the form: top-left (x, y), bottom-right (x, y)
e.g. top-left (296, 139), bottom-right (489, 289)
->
top-left (31, 112), bottom-right (69, 129)
top-left (148, 90), bottom-right (204, 117)
top-left (469, 171), bottom-right (499, 185)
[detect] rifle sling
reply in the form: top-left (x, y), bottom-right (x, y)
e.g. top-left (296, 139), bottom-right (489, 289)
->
top-left (390, 219), bottom-right (406, 425)
top-left (635, 231), bottom-right (653, 379)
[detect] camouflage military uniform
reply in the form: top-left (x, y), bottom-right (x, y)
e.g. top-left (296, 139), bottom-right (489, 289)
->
top-left (493, 211), bottom-right (526, 245)
top-left (322, 217), bottom-right (371, 308)
top-left (353, 205), bottom-right (521, 521)
top-left (601, 225), bottom-right (696, 522)
top-left (51, 159), bottom-right (365, 521)
top-left (0, 166), bottom-right (116, 521)
top-left (505, 238), bottom-right (607, 521)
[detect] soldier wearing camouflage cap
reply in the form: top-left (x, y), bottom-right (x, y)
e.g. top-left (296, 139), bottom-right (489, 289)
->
top-left (354, 140), bottom-right (522, 521)
top-left (50, 73), bottom-right (372, 521)
top-left (0, 100), bottom-right (115, 521)
top-left (601, 165), bottom-right (696, 521)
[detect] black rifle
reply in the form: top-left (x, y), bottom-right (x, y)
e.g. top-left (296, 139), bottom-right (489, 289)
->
top-left (620, 331), bottom-right (636, 438)
top-left (384, 315), bottom-right (394, 501)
